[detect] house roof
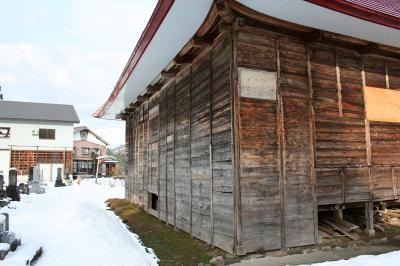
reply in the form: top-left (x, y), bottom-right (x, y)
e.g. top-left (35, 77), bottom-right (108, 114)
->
top-left (305, 0), bottom-right (400, 29)
top-left (94, 0), bottom-right (400, 119)
top-left (74, 126), bottom-right (109, 146)
top-left (0, 100), bottom-right (80, 123)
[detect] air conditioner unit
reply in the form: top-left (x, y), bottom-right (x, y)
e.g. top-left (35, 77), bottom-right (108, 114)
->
top-left (32, 129), bottom-right (39, 135)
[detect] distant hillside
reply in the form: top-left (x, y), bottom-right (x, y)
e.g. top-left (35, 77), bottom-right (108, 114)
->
top-left (110, 144), bottom-right (125, 155)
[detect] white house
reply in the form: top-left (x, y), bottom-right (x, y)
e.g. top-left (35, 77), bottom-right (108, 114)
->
top-left (0, 100), bottom-right (80, 183)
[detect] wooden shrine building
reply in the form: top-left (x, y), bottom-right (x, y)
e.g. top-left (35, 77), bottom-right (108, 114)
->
top-left (95, 0), bottom-right (400, 255)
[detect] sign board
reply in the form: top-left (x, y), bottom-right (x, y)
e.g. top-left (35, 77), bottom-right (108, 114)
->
top-left (239, 68), bottom-right (277, 100)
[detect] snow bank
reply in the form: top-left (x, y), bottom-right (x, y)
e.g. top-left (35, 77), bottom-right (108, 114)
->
top-left (0, 178), bottom-right (158, 266)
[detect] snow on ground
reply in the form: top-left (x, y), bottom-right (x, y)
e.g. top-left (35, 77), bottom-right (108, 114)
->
top-left (0, 178), bottom-right (158, 266)
top-left (304, 251), bottom-right (400, 266)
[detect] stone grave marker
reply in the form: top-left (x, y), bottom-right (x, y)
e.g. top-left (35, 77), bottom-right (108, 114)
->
top-left (54, 168), bottom-right (66, 187)
top-left (30, 166), bottom-right (45, 194)
top-left (6, 168), bottom-right (19, 201)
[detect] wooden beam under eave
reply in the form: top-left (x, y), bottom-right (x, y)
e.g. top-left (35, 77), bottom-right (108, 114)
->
top-left (125, 107), bottom-right (135, 113)
top-left (160, 70), bottom-right (178, 79)
top-left (173, 55), bottom-right (193, 66)
top-left (131, 102), bottom-right (141, 109)
top-left (191, 37), bottom-right (212, 48)
top-left (147, 84), bottom-right (162, 93)
top-left (218, 21), bottom-right (233, 33)
top-left (359, 43), bottom-right (380, 55)
top-left (215, 0), bottom-right (235, 25)
top-left (137, 95), bottom-right (150, 103)
top-left (304, 30), bottom-right (323, 43)
top-left (116, 112), bottom-right (128, 120)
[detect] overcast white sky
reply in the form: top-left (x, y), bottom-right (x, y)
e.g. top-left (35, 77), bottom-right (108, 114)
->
top-left (0, 0), bottom-right (157, 147)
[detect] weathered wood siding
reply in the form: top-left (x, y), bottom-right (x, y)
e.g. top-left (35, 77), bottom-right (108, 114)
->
top-left (279, 39), bottom-right (315, 248)
top-left (211, 36), bottom-right (234, 252)
top-left (310, 46), bottom-right (400, 204)
top-left (237, 28), bottom-right (282, 252)
top-left (125, 34), bottom-right (234, 253)
top-left (124, 15), bottom-right (400, 254)
top-left (175, 68), bottom-right (191, 232)
top-left (235, 25), bottom-right (316, 252)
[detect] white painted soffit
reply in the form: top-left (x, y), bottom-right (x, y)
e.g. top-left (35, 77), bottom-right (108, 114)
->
top-left (103, 0), bottom-right (213, 119)
top-left (238, 0), bottom-right (400, 48)
top-left (104, 0), bottom-right (400, 119)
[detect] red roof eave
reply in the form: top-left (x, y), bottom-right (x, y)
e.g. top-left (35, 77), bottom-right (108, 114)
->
top-left (305, 0), bottom-right (400, 30)
top-left (93, 0), bottom-right (175, 118)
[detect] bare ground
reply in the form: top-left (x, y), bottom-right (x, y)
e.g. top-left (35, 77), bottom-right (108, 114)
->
top-left (230, 240), bottom-right (400, 266)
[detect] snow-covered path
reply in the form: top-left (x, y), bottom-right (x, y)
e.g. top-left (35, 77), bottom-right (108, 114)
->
top-left (0, 179), bottom-right (158, 266)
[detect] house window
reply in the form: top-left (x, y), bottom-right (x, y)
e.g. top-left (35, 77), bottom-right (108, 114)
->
top-left (82, 148), bottom-right (90, 156)
top-left (80, 130), bottom-right (88, 141)
top-left (93, 148), bottom-right (99, 155)
top-left (0, 127), bottom-right (10, 138)
top-left (39, 128), bottom-right (55, 140)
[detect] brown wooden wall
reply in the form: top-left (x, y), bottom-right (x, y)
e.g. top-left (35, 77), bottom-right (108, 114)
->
top-left (310, 46), bottom-right (400, 204)
top-left (125, 34), bottom-right (235, 253)
top-left (125, 16), bottom-right (400, 255)
top-left (235, 25), bottom-right (316, 253)
top-left (233, 21), bottom-right (400, 253)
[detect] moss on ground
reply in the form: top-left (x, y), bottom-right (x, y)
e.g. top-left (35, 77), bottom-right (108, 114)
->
top-left (106, 198), bottom-right (219, 266)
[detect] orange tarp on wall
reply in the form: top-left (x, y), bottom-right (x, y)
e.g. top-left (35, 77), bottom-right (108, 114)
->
top-left (364, 86), bottom-right (400, 123)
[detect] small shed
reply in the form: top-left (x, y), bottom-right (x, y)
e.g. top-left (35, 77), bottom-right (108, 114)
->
top-left (95, 0), bottom-right (400, 254)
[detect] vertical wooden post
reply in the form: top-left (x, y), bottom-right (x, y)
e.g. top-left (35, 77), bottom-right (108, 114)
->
top-left (138, 113), bottom-right (141, 203)
top-left (362, 60), bottom-right (375, 236)
top-left (341, 168), bottom-right (346, 203)
top-left (147, 111), bottom-right (151, 213)
top-left (362, 61), bottom-right (373, 201)
top-left (385, 60), bottom-right (390, 89)
top-left (142, 105), bottom-right (146, 208)
top-left (335, 49), bottom-right (343, 117)
top-left (365, 201), bottom-right (375, 236)
top-left (392, 167), bottom-right (396, 199)
top-left (307, 44), bottom-right (319, 243)
top-left (136, 118), bottom-right (139, 203)
top-left (158, 95), bottom-right (162, 218)
top-left (231, 26), bottom-right (244, 255)
top-left (125, 118), bottom-right (129, 200)
top-left (209, 49), bottom-right (214, 246)
top-left (189, 66), bottom-right (193, 235)
top-left (334, 207), bottom-right (344, 220)
top-left (173, 80), bottom-right (177, 228)
top-left (165, 88), bottom-right (169, 223)
top-left (276, 40), bottom-right (286, 249)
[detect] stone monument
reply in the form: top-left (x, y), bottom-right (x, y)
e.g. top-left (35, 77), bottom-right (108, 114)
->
top-left (6, 168), bottom-right (19, 201)
top-left (64, 168), bottom-right (72, 186)
top-left (28, 167), bottom-right (34, 182)
top-left (54, 168), bottom-right (66, 187)
top-left (0, 213), bottom-right (21, 259)
top-left (30, 166), bottom-right (45, 194)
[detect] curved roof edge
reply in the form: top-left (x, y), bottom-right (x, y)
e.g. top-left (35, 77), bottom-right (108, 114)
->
top-left (305, 0), bottom-right (400, 30)
top-left (93, 0), bottom-right (174, 118)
